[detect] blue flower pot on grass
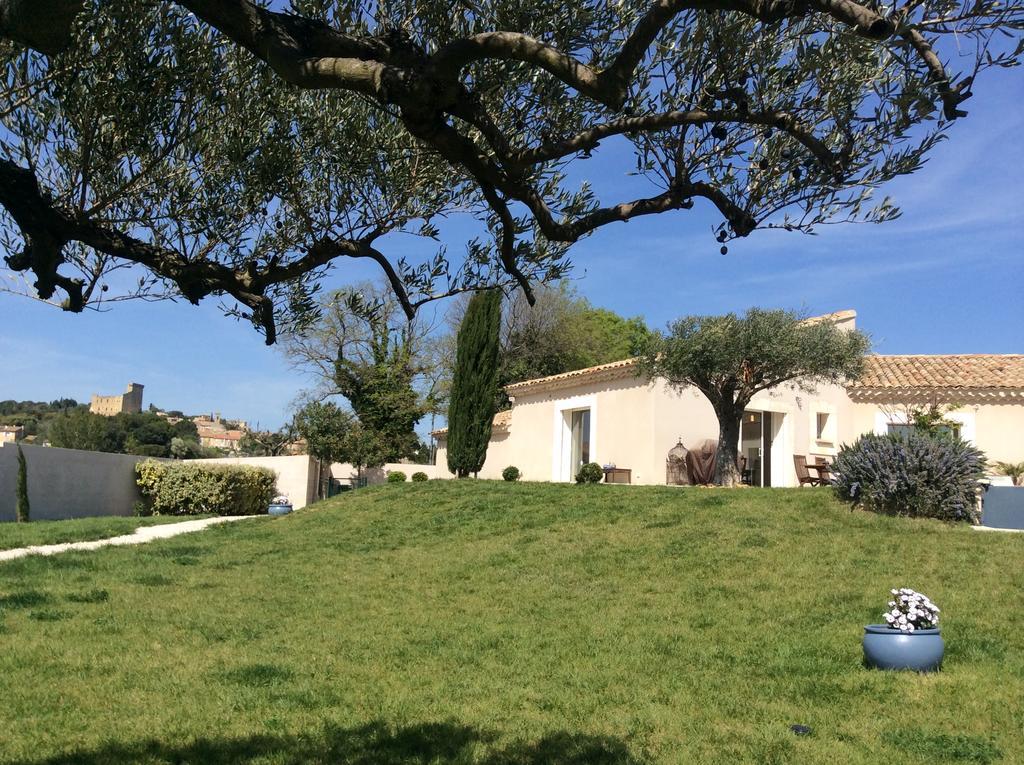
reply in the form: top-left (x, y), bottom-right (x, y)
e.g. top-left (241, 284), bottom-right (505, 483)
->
top-left (863, 624), bottom-right (943, 672)
top-left (268, 502), bottom-right (293, 516)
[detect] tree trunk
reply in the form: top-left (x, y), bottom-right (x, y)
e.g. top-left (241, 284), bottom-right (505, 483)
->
top-left (316, 458), bottom-right (327, 500)
top-left (713, 408), bottom-right (743, 487)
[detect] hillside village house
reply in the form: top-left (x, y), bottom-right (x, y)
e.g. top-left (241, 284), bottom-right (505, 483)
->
top-left (433, 311), bottom-right (1024, 487)
top-left (0, 425), bottom-right (23, 444)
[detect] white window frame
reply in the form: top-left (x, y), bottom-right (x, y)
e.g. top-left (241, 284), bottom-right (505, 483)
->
top-left (810, 402), bottom-right (838, 451)
top-left (551, 394), bottom-right (597, 482)
top-left (873, 408), bottom-right (976, 444)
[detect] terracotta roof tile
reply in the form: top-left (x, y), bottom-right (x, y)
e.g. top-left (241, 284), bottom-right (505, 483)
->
top-left (504, 358), bottom-right (640, 393)
top-left (850, 355), bottom-right (1024, 391)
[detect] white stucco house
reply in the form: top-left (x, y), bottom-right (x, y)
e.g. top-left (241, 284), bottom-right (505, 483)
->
top-left (433, 311), bottom-right (1024, 487)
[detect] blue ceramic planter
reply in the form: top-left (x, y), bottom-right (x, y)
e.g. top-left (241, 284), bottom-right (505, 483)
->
top-left (863, 624), bottom-right (943, 672)
top-left (268, 503), bottom-right (293, 516)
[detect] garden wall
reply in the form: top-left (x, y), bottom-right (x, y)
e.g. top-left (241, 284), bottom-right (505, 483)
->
top-left (329, 461), bottom-right (450, 484)
top-left (194, 454), bottom-right (319, 509)
top-left (0, 443), bottom-right (149, 521)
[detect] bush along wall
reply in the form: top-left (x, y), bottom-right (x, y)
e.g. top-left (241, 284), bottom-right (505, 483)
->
top-left (136, 461), bottom-right (276, 516)
top-left (832, 432), bottom-right (986, 522)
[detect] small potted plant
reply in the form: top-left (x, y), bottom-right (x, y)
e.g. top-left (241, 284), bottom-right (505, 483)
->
top-left (268, 495), bottom-right (293, 516)
top-left (862, 588), bottom-right (944, 672)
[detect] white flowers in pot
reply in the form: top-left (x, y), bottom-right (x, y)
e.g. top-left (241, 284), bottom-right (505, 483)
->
top-left (882, 588), bottom-right (939, 632)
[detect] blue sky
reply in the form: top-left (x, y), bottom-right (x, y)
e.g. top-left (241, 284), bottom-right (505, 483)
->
top-left (2, 68), bottom-right (1021, 429)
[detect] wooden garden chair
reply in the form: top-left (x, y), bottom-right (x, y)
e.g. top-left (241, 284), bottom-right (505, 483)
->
top-left (793, 455), bottom-right (820, 486)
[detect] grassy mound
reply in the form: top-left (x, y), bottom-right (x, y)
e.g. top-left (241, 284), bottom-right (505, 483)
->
top-left (0, 483), bottom-right (1020, 764)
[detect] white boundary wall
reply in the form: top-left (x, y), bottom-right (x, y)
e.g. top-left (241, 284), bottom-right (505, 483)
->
top-left (330, 461), bottom-right (450, 484)
top-left (194, 454), bottom-right (319, 508)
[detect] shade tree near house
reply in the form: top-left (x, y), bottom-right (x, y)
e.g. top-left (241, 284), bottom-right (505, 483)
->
top-left (637, 308), bottom-right (869, 486)
top-left (447, 289), bottom-right (502, 478)
top-left (2, 0), bottom-right (1022, 342)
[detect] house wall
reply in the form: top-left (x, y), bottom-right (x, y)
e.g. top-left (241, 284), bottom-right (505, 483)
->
top-left (329, 461), bottom-right (451, 483)
top-left (0, 443), bottom-right (150, 521)
top-left (494, 374), bottom-right (658, 483)
top-left (438, 375), bottom-right (976, 488)
top-left (848, 401), bottom-right (1024, 466)
top-left (194, 454), bottom-right (319, 508)
top-left (436, 372), bottom-right (1023, 488)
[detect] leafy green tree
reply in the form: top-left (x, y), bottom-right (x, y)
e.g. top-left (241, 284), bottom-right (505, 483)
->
top-left (1, 0), bottom-right (1019, 340)
top-left (334, 323), bottom-right (428, 463)
top-left (339, 424), bottom-right (390, 483)
top-left (47, 409), bottom-right (117, 452)
top-left (169, 436), bottom-right (211, 460)
top-left (284, 284), bottom-right (443, 460)
top-left (15, 445), bottom-right (29, 522)
top-left (294, 401), bottom-right (354, 498)
top-left (498, 284), bottom-right (650, 390)
top-left (294, 402), bottom-right (352, 465)
top-left (442, 283), bottom-right (651, 409)
top-left (994, 462), bottom-right (1024, 486)
top-left (0, 398), bottom-right (85, 439)
top-left (447, 289), bottom-right (503, 478)
top-left (637, 309), bottom-right (869, 486)
top-left (239, 425), bottom-right (297, 457)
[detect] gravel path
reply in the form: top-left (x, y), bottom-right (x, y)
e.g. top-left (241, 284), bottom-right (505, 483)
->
top-left (972, 525), bottom-right (1024, 534)
top-left (0, 516), bottom-right (257, 563)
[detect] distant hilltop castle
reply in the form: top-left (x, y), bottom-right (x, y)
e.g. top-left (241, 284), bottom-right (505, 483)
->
top-left (89, 383), bottom-right (144, 416)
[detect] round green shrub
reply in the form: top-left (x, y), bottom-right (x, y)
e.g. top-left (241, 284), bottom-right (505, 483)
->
top-left (575, 462), bottom-right (604, 484)
top-left (832, 432), bottom-right (986, 522)
top-left (502, 466), bottom-right (521, 482)
top-left (411, 471), bottom-right (429, 482)
top-left (387, 470), bottom-right (407, 483)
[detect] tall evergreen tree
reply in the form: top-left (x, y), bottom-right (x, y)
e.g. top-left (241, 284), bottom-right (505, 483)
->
top-left (15, 445), bottom-right (30, 522)
top-left (447, 289), bottom-right (502, 478)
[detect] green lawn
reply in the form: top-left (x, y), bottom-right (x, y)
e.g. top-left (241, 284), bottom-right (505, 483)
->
top-left (1, 483), bottom-right (1021, 764)
top-left (0, 514), bottom-right (213, 552)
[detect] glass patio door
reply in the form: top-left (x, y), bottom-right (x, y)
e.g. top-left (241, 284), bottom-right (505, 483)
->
top-left (569, 409), bottom-right (591, 472)
top-left (740, 410), bottom-right (773, 486)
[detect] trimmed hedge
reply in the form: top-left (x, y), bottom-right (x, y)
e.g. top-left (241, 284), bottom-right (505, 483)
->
top-left (411, 472), bottom-right (429, 482)
top-left (502, 465), bottom-right (521, 482)
top-left (576, 462), bottom-right (604, 484)
top-left (832, 432), bottom-right (986, 522)
top-left (387, 470), bottom-right (407, 483)
top-left (136, 460), bottom-right (276, 516)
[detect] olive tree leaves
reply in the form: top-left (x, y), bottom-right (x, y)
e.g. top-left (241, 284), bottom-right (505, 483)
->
top-left (0, 0), bottom-right (1021, 341)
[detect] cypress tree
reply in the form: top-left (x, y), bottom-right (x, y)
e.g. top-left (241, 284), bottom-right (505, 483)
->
top-left (15, 445), bottom-right (30, 522)
top-left (447, 289), bottom-right (502, 478)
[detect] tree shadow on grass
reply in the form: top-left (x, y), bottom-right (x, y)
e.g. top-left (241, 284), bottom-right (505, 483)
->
top-left (20, 721), bottom-right (643, 765)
